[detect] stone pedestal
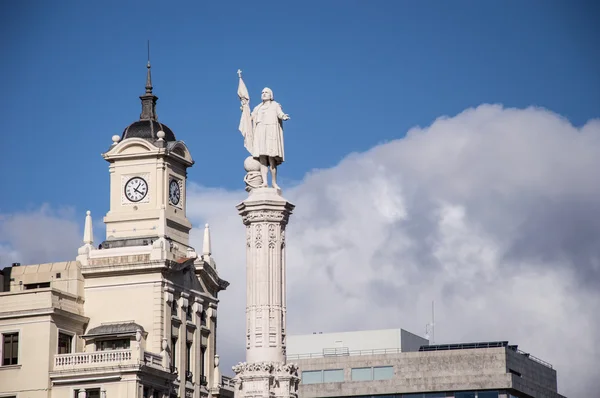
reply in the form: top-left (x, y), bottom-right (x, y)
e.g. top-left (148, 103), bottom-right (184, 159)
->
top-left (233, 188), bottom-right (299, 398)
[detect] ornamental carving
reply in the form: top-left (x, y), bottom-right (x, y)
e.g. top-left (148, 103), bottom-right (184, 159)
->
top-left (242, 210), bottom-right (289, 225)
top-left (232, 361), bottom-right (277, 375)
top-left (281, 229), bottom-right (286, 248)
top-left (246, 225), bottom-right (251, 248)
top-left (268, 224), bottom-right (277, 248)
top-left (255, 224), bottom-right (263, 249)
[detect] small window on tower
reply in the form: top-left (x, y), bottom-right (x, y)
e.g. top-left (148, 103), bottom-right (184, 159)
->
top-left (58, 332), bottom-right (72, 354)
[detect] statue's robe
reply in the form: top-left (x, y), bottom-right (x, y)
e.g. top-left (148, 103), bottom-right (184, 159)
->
top-left (251, 101), bottom-right (285, 165)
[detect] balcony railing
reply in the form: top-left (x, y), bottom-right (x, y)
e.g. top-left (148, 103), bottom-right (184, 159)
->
top-left (55, 349), bottom-right (133, 369)
top-left (287, 347), bottom-right (403, 360)
top-left (54, 349), bottom-right (165, 371)
top-left (221, 375), bottom-right (235, 388)
top-left (143, 351), bottom-right (163, 369)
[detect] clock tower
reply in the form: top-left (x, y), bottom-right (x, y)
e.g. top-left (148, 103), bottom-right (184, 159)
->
top-left (101, 60), bottom-right (194, 248)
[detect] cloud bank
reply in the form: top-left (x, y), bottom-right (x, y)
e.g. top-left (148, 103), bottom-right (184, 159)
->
top-left (1, 105), bottom-right (598, 397)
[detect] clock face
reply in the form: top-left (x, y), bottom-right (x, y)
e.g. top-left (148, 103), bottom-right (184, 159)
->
top-left (169, 179), bottom-right (181, 205)
top-left (124, 177), bottom-right (148, 202)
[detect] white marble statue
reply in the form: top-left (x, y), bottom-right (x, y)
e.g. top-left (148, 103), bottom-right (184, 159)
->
top-left (238, 70), bottom-right (290, 190)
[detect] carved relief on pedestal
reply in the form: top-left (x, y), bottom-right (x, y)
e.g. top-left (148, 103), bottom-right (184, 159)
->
top-left (241, 210), bottom-right (289, 225)
top-left (232, 361), bottom-right (300, 398)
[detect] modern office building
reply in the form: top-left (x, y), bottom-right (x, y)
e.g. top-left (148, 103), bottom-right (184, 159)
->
top-left (287, 329), bottom-right (565, 398)
top-left (0, 63), bottom-right (235, 398)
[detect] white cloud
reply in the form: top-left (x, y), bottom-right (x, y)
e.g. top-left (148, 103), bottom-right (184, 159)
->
top-left (1, 104), bottom-right (598, 396)
top-left (188, 104), bottom-right (600, 397)
top-left (0, 204), bottom-right (81, 266)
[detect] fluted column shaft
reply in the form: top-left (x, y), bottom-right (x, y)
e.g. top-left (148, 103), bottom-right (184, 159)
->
top-left (238, 190), bottom-right (293, 364)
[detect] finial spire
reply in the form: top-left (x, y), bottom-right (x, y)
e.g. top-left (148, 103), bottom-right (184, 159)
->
top-left (140, 41), bottom-right (158, 121)
top-left (83, 210), bottom-right (94, 245)
top-left (145, 40), bottom-right (153, 94)
top-left (203, 223), bottom-right (212, 260)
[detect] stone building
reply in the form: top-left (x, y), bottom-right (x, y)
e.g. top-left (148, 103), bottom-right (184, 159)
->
top-left (287, 329), bottom-right (565, 398)
top-left (0, 62), bottom-right (234, 398)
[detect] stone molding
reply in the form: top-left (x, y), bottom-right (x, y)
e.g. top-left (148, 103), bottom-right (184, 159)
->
top-left (232, 361), bottom-right (299, 377)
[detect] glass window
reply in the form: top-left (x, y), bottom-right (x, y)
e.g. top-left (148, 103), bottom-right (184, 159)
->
top-left (200, 346), bottom-right (207, 376)
top-left (351, 367), bottom-right (373, 381)
top-left (171, 337), bottom-right (177, 371)
top-left (74, 388), bottom-right (100, 398)
top-left (302, 370), bottom-right (323, 384)
top-left (186, 342), bottom-right (192, 372)
top-left (478, 392), bottom-right (499, 398)
top-left (374, 366), bottom-right (394, 380)
top-left (424, 394), bottom-right (446, 398)
top-left (403, 394), bottom-right (424, 398)
top-left (24, 282), bottom-right (50, 290)
top-left (323, 369), bottom-right (344, 382)
top-left (58, 332), bottom-right (72, 354)
top-left (455, 393), bottom-right (476, 398)
top-left (97, 338), bottom-right (130, 351)
top-left (2, 333), bottom-right (18, 365)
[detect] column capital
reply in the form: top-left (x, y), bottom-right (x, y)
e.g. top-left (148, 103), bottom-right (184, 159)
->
top-left (237, 188), bottom-right (295, 226)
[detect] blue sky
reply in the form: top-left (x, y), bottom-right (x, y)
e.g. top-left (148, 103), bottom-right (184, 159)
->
top-left (2, 3), bottom-right (600, 394)
top-left (0, 0), bottom-right (598, 228)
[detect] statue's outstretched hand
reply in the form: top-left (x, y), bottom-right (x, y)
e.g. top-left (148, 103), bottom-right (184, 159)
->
top-left (282, 114), bottom-right (290, 121)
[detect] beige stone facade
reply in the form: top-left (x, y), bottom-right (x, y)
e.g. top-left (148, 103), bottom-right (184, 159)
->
top-left (0, 75), bottom-right (234, 397)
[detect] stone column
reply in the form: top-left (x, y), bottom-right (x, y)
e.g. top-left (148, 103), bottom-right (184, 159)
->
top-left (234, 188), bottom-right (299, 398)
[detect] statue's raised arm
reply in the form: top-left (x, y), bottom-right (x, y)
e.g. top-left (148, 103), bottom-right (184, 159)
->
top-left (237, 71), bottom-right (290, 191)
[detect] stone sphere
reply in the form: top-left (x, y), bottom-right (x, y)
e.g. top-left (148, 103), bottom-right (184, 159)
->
top-left (156, 130), bottom-right (166, 139)
top-left (243, 156), bottom-right (261, 172)
top-left (112, 135), bottom-right (121, 143)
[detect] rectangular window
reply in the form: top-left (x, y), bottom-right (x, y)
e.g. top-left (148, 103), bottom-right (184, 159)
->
top-left (323, 369), bottom-right (344, 382)
top-left (2, 332), bottom-right (18, 365)
top-left (301, 370), bottom-right (323, 384)
top-left (74, 388), bottom-right (100, 398)
top-left (186, 341), bottom-right (192, 372)
top-left (478, 392), bottom-right (499, 398)
top-left (171, 300), bottom-right (178, 317)
top-left (200, 346), bottom-right (207, 376)
top-left (58, 332), bottom-right (73, 354)
top-left (186, 306), bottom-right (193, 321)
top-left (351, 367), bottom-right (373, 381)
top-left (424, 394), bottom-right (447, 398)
top-left (97, 338), bottom-right (130, 351)
top-left (373, 365), bottom-right (394, 380)
top-left (24, 282), bottom-right (51, 290)
top-left (455, 392), bottom-right (476, 398)
top-left (171, 337), bottom-right (177, 371)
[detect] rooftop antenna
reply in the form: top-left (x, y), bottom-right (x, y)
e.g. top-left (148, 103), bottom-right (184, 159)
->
top-left (425, 300), bottom-right (435, 344)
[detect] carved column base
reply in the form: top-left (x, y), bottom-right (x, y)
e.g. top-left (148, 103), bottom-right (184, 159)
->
top-left (232, 361), bottom-right (299, 398)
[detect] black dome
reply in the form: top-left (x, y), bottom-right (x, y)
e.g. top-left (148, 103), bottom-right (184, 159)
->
top-left (121, 119), bottom-right (176, 142)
